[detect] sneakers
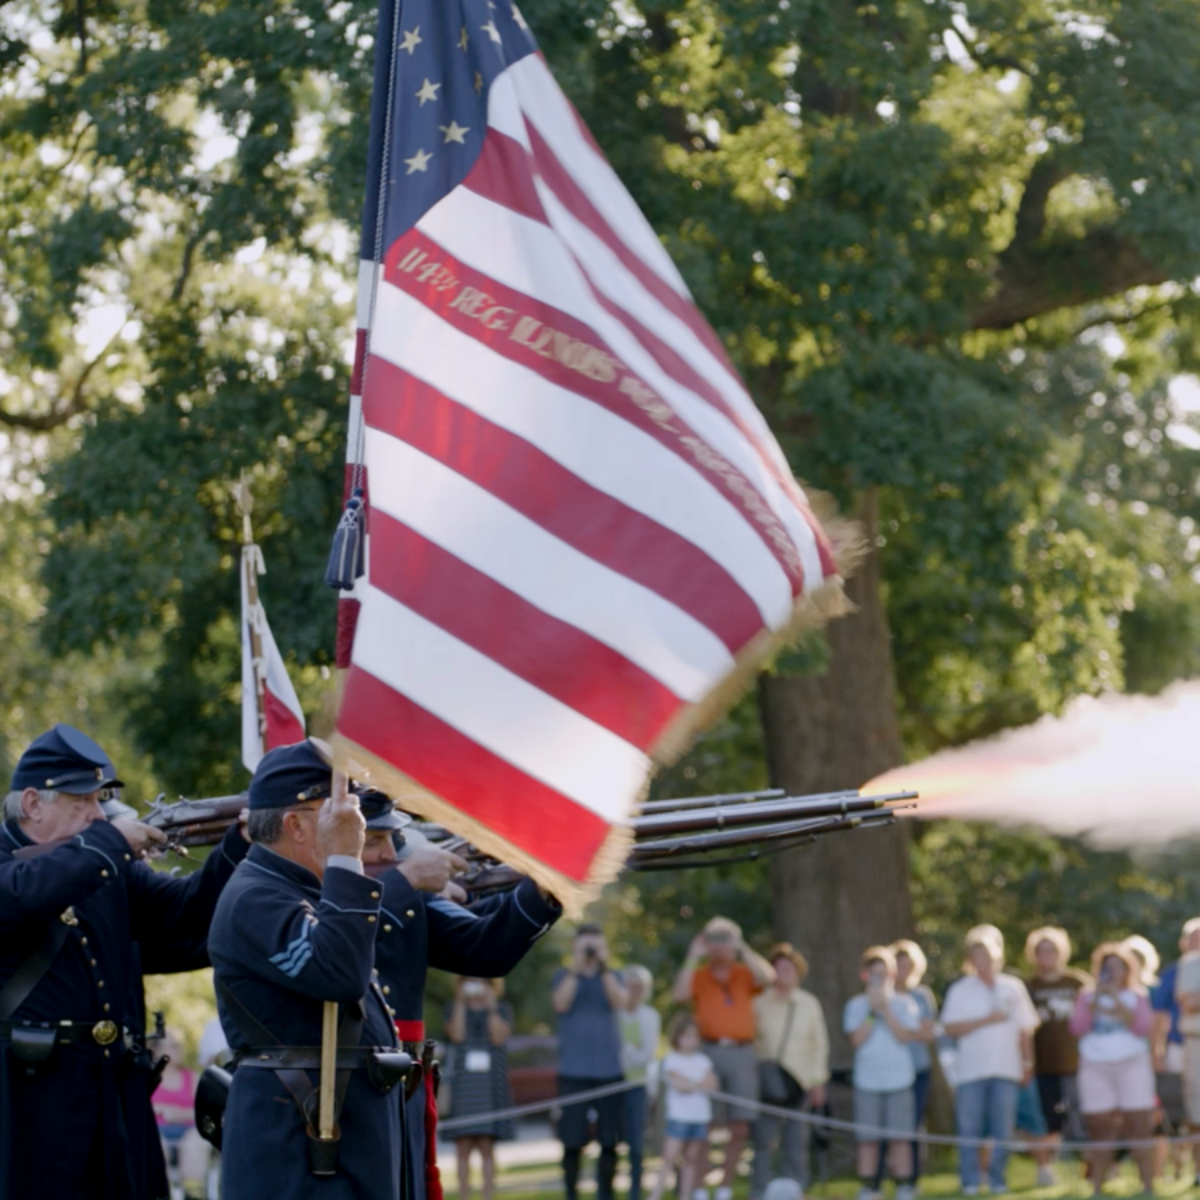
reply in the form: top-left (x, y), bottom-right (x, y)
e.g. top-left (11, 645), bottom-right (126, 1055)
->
top-left (692, 1190), bottom-right (710, 1200)
top-left (962, 1188), bottom-right (980, 1197)
top-left (1035, 1166), bottom-right (1056, 1187)
top-left (896, 1186), bottom-right (916, 1200)
top-left (855, 1189), bottom-right (880, 1200)
top-left (714, 1188), bottom-right (732, 1200)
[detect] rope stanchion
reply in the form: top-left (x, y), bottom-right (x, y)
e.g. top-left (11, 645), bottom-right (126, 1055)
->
top-left (436, 1081), bottom-right (1200, 1153)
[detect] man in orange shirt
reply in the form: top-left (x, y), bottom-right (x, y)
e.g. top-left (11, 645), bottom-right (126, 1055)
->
top-left (673, 917), bottom-right (776, 1199)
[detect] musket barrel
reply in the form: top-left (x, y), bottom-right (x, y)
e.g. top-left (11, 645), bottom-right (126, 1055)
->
top-left (637, 788), bottom-right (786, 813)
top-left (631, 791), bottom-right (895, 837)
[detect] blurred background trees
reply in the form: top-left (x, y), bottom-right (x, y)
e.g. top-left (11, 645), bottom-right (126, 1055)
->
top-left (4, 0), bottom-right (1200, 1044)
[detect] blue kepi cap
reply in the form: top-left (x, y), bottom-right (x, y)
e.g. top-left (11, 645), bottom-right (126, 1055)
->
top-left (11, 724), bottom-right (123, 795)
top-left (353, 785), bottom-right (412, 832)
top-left (248, 738), bottom-right (336, 810)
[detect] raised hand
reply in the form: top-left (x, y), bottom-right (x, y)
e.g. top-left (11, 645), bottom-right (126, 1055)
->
top-left (398, 844), bottom-right (470, 892)
top-left (317, 780), bottom-right (366, 860)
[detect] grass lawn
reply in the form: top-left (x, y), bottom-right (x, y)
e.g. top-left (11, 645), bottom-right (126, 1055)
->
top-left (474, 1154), bottom-right (1200, 1200)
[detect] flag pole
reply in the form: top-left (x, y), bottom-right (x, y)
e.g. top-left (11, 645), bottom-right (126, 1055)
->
top-left (236, 475), bottom-right (269, 754)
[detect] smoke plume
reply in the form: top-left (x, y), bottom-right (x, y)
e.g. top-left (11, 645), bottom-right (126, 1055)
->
top-left (867, 680), bottom-right (1200, 847)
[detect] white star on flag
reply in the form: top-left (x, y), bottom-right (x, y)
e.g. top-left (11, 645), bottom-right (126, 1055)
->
top-left (404, 148), bottom-right (432, 173)
top-left (399, 26), bottom-right (422, 53)
top-left (481, 20), bottom-right (501, 43)
top-left (440, 120), bottom-right (470, 144)
top-left (415, 78), bottom-right (441, 105)
top-left (511, 3), bottom-right (527, 29)
top-left (458, 25), bottom-right (468, 50)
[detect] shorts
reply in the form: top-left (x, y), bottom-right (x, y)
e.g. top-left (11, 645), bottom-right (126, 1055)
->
top-left (702, 1041), bottom-right (759, 1125)
top-left (665, 1120), bottom-right (710, 1141)
top-left (1077, 1053), bottom-right (1156, 1115)
top-left (1016, 1077), bottom-right (1047, 1136)
top-left (1157, 1070), bottom-right (1186, 1131)
top-left (557, 1075), bottom-right (625, 1149)
top-left (853, 1087), bottom-right (915, 1141)
top-left (1184, 1039), bottom-right (1200, 1124)
top-left (1036, 1073), bottom-right (1083, 1138)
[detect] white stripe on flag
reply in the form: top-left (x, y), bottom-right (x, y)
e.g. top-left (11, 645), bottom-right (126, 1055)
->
top-left (501, 58), bottom-right (691, 299)
top-left (369, 281), bottom-right (794, 625)
top-left (352, 585), bottom-right (650, 822)
top-left (363, 425), bottom-right (734, 696)
top-left (416, 187), bottom-right (817, 579)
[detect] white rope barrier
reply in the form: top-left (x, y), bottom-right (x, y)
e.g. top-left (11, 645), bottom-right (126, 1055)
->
top-left (437, 1080), bottom-right (1200, 1152)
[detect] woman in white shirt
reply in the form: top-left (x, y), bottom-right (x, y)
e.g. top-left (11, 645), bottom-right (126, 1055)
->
top-left (940, 925), bottom-right (1040, 1196)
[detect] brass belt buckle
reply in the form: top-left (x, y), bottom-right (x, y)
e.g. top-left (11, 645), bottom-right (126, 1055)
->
top-left (92, 1020), bottom-right (119, 1046)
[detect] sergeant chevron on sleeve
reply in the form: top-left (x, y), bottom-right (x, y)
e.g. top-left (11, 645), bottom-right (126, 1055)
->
top-left (0, 724), bottom-right (250, 1200)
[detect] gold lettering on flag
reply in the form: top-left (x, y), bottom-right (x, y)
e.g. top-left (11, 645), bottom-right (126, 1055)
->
top-left (390, 243), bottom-right (803, 576)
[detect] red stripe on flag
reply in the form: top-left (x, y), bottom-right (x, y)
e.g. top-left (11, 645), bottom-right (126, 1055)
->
top-left (339, 665), bottom-right (610, 880)
top-left (519, 122), bottom-right (735, 382)
top-left (362, 358), bottom-right (764, 653)
top-left (336, 597), bottom-right (361, 670)
top-left (367, 508), bottom-right (682, 749)
top-left (383, 229), bottom-right (806, 589)
top-left (263, 684), bottom-right (306, 749)
top-left (351, 328), bottom-right (368, 397)
top-left (463, 130), bottom-right (547, 224)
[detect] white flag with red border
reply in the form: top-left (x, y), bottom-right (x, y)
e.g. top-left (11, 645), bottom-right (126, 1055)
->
top-left (242, 545), bottom-right (306, 771)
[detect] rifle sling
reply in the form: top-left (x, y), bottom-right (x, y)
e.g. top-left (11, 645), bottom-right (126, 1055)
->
top-left (0, 917), bottom-right (71, 1023)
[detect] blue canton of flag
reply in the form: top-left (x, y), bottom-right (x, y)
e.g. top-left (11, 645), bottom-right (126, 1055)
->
top-left (361, 0), bottom-right (538, 254)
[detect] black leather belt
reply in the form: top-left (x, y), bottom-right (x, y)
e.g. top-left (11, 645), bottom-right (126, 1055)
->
top-left (1, 1018), bottom-right (130, 1048)
top-left (237, 1046), bottom-right (386, 1071)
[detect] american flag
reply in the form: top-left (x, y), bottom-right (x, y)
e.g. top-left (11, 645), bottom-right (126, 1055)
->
top-left (332, 0), bottom-right (845, 910)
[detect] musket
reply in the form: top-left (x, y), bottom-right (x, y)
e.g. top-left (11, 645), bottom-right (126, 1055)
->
top-left (630, 790), bottom-right (915, 838)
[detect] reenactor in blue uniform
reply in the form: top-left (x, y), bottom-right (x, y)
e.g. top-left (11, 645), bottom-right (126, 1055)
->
top-left (208, 740), bottom-right (406, 1200)
top-left (358, 788), bottom-right (563, 1200)
top-left (0, 723), bottom-right (250, 1200)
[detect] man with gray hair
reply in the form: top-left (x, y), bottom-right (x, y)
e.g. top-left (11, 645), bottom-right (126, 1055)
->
top-left (0, 723), bottom-right (250, 1199)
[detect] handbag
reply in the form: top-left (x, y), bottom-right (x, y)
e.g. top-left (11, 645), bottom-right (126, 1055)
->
top-left (757, 997), bottom-right (804, 1107)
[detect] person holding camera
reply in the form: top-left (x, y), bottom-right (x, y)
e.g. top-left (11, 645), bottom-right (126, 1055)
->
top-left (673, 916), bottom-right (776, 1200)
top-left (552, 924), bottom-right (629, 1200)
top-left (445, 977), bottom-right (514, 1200)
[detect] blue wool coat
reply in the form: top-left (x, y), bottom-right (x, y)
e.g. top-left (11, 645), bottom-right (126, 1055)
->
top-left (0, 818), bottom-right (248, 1200)
top-left (209, 844), bottom-right (402, 1200)
top-left (375, 873), bottom-right (560, 1200)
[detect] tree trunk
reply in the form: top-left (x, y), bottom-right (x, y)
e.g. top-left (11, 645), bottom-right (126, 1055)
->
top-left (758, 491), bottom-right (914, 1068)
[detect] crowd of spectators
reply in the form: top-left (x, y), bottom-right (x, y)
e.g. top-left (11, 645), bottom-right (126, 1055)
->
top-left (541, 913), bottom-right (1200, 1200)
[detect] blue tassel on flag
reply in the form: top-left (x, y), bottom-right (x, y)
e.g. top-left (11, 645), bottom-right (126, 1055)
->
top-left (324, 488), bottom-right (366, 590)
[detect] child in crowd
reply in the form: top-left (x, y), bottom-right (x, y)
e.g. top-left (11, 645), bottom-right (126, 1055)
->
top-left (650, 1014), bottom-right (718, 1200)
top-left (844, 946), bottom-right (920, 1200)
